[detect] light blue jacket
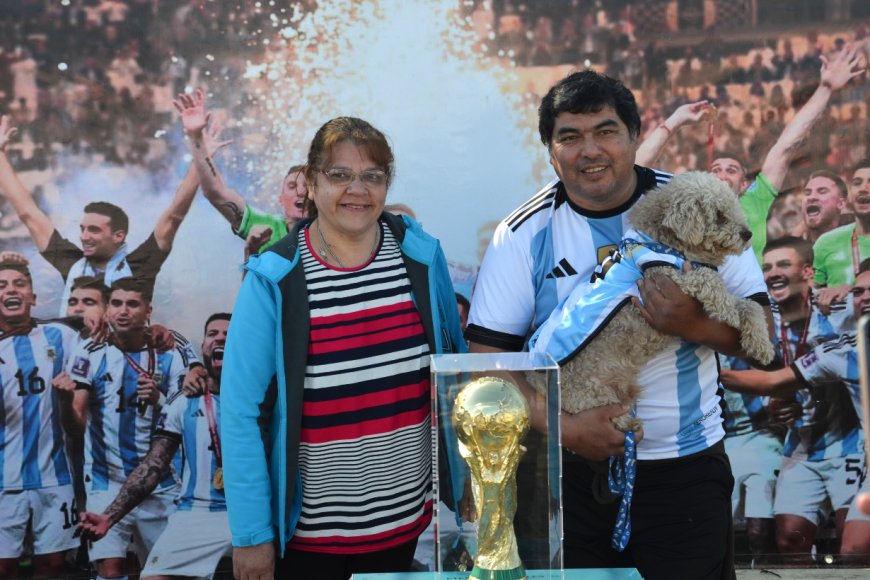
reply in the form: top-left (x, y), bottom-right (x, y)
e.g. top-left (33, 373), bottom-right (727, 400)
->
top-left (221, 213), bottom-right (467, 553)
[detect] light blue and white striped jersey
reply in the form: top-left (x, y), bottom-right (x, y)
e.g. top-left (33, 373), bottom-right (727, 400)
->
top-left (0, 321), bottom-right (79, 490)
top-left (67, 337), bottom-right (196, 492)
top-left (771, 293), bottom-right (857, 460)
top-left (719, 356), bottom-right (772, 438)
top-left (467, 168), bottom-right (769, 459)
top-left (789, 332), bottom-right (863, 461)
top-left (155, 392), bottom-right (225, 512)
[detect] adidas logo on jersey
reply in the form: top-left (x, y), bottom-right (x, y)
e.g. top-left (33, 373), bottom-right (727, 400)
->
top-left (545, 258), bottom-right (578, 279)
top-left (192, 409), bottom-right (205, 418)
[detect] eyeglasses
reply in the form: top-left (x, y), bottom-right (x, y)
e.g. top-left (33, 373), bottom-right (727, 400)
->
top-left (850, 286), bottom-right (870, 297)
top-left (319, 167), bottom-right (388, 187)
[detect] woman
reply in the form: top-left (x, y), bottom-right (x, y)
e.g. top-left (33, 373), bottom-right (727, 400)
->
top-left (221, 117), bottom-right (467, 580)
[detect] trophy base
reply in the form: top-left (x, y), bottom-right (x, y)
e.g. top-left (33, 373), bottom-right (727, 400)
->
top-left (469, 565), bottom-right (527, 580)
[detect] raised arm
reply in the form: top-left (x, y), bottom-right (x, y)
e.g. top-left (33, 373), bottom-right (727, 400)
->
top-left (152, 121), bottom-right (232, 252)
top-left (760, 44), bottom-right (865, 190)
top-left (0, 116), bottom-right (54, 251)
top-left (174, 89), bottom-right (247, 230)
top-left (77, 434), bottom-right (179, 541)
top-left (635, 101), bottom-right (715, 167)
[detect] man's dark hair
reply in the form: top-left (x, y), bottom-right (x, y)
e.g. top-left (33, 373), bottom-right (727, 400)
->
top-left (763, 235), bottom-right (814, 265)
top-left (110, 277), bottom-right (153, 302)
top-left (851, 159), bottom-right (870, 176)
top-left (83, 201), bottom-right (129, 234)
top-left (71, 275), bottom-right (110, 302)
top-left (807, 169), bottom-right (848, 198)
top-left (538, 70), bottom-right (641, 147)
top-left (858, 258), bottom-right (870, 276)
top-left (0, 261), bottom-right (32, 282)
top-left (711, 150), bottom-right (749, 174)
top-left (204, 312), bottom-right (231, 334)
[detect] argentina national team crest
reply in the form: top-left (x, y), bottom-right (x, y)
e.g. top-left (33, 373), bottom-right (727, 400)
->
top-left (70, 356), bottom-right (90, 378)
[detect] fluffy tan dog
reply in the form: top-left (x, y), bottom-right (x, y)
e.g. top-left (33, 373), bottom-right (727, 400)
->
top-left (529, 171), bottom-right (774, 433)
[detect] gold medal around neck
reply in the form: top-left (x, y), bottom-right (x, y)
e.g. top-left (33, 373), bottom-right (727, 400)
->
top-left (213, 467), bottom-right (224, 491)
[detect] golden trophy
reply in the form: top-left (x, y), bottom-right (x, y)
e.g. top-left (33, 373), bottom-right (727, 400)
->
top-left (453, 377), bottom-right (530, 580)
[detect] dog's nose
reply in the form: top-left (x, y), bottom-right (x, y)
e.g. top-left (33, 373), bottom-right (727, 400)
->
top-left (741, 229), bottom-right (752, 242)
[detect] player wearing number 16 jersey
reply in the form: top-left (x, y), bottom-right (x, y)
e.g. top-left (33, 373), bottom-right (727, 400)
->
top-left (0, 261), bottom-right (81, 578)
top-left (60, 277), bottom-right (197, 579)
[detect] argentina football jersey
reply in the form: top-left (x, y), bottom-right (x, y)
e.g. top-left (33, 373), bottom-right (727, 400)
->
top-left (0, 321), bottom-right (79, 490)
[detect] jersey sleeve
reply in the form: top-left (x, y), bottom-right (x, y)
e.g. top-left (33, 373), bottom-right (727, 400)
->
top-left (155, 394), bottom-right (185, 438)
top-left (236, 204), bottom-right (287, 249)
top-left (39, 229), bottom-right (84, 281)
top-left (739, 173), bottom-right (777, 264)
top-left (792, 338), bottom-right (851, 387)
top-left (126, 233), bottom-right (170, 284)
top-left (720, 246), bottom-right (770, 303)
top-left (465, 220), bottom-right (536, 351)
top-left (66, 341), bottom-right (96, 388)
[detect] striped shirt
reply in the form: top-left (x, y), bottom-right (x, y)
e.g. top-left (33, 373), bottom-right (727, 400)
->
top-left (0, 321), bottom-right (79, 490)
top-left (771, 294), bottom-right (858, 460)
top-left (468, 167), bottom-right (768, 459)
top-left (289, 221), bottom-right (433, 554)
top-left (788, 332), bottom-right (863, 461)
top-left (156, 392), bottom-right (225, 512)
top-left (68, 336), bottom-right (195, 492)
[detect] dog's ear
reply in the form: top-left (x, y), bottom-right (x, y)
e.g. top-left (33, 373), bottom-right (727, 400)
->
top-left (664, 196), bottom-right (705, 247)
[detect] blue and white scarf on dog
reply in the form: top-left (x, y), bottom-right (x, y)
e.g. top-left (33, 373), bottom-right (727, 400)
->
top-left (528, 227), bottom-right (716, 551)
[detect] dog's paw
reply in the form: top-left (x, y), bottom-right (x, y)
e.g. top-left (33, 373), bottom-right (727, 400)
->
top-left (613, 413), bottom-right (642, 433)
top-left (736, 300), bottom-right (775, 364)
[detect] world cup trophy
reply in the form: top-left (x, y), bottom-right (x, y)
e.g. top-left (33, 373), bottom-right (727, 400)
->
top-left (453, 377), bottom-right (530, 580)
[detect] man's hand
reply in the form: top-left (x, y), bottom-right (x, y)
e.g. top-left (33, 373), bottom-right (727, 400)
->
top-left (767, 397), bottom-right (801, 426)
top-left (147, 324), bottom-right (176, 353)
top-left (51, 372), bottom-right (77, 400)
top-left (633, 271), bottom-right (706, 340)
top-left (0, 115), bottom-right (17, 152)
top-left (76, 511), bottom-right (112, 542)
top-left (819, 43), bottom-right (865, 92)
top-left (174, 89), bottom-right (210, 136)
top-left (244, 226), bottom-right (273, 260)
top-left (666, 100), bottom-right (717, 131)
top-left (136, 375), bottom-right (161, 406)
top-left (562, 404), bottom-right (639, 461)
top-left (815, 285), bottom-right (850, 315)
top-left (203, 118), bottom-right (233, 157)
top-left (233, 542), bottom-right (275, 580)
top-left (182, 365), bottom-right (208, 397)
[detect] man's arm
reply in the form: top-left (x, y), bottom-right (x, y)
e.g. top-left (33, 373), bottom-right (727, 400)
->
top-left (759, 44), bottom-right (864, 190)
top-left (174, 89), bottom-right (247, 230)
top-left (77, 434), bottom-right (179, 541)
top-left (720, 366), bottom-right (802, 399)
top-left (52, 373), bottom-right (89, 436)
top-left (635, 101), bottom-right (715, 167)
top-left (634, 270), bottom-right (774, 358)
top-left (0, 115), bottom-right (54, 251)
top-left (468, 341), bottom-right (633, 461)
top-left (151, 122), bottom-right (232, 252)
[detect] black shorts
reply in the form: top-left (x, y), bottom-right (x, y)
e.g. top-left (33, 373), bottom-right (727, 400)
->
top-left (562, 443), bottom-right (736, 580)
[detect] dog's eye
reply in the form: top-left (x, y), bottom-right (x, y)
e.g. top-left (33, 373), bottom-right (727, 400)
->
top-left (716, 211), bottom-right (727, 225)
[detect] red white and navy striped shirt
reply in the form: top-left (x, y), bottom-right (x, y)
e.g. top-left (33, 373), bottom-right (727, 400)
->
top-left (289, 221), bottom-right (433, 554)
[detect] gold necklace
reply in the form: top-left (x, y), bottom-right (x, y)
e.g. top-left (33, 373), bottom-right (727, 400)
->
top-left (315, 219), bottom-right (380, 268)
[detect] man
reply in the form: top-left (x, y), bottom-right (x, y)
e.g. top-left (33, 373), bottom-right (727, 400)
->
top-left (0, 261), bottom-right (81, 578)
top-left (174, 89), bottom-right (307, 252)
top-left (0, 115), bottom-right (217, 314)
top-left (55, 277), bottom-right (196, 579)
top-left (67, 276), bottom-right (110, 339)
top-left (722, 260), bottom-right (870, 565)
top-left (813, 159), bottom-right (870, 307)
top-left (725, 238), bottom-right (859, 564)
top-left (636, 45), bottom-right (864, 263)
top-left (467, 70), bottom-right (771, 579)
top-left (800, 170), bottom-right (849, 244)
top-left (77, 313), bottom-right (232, 579)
